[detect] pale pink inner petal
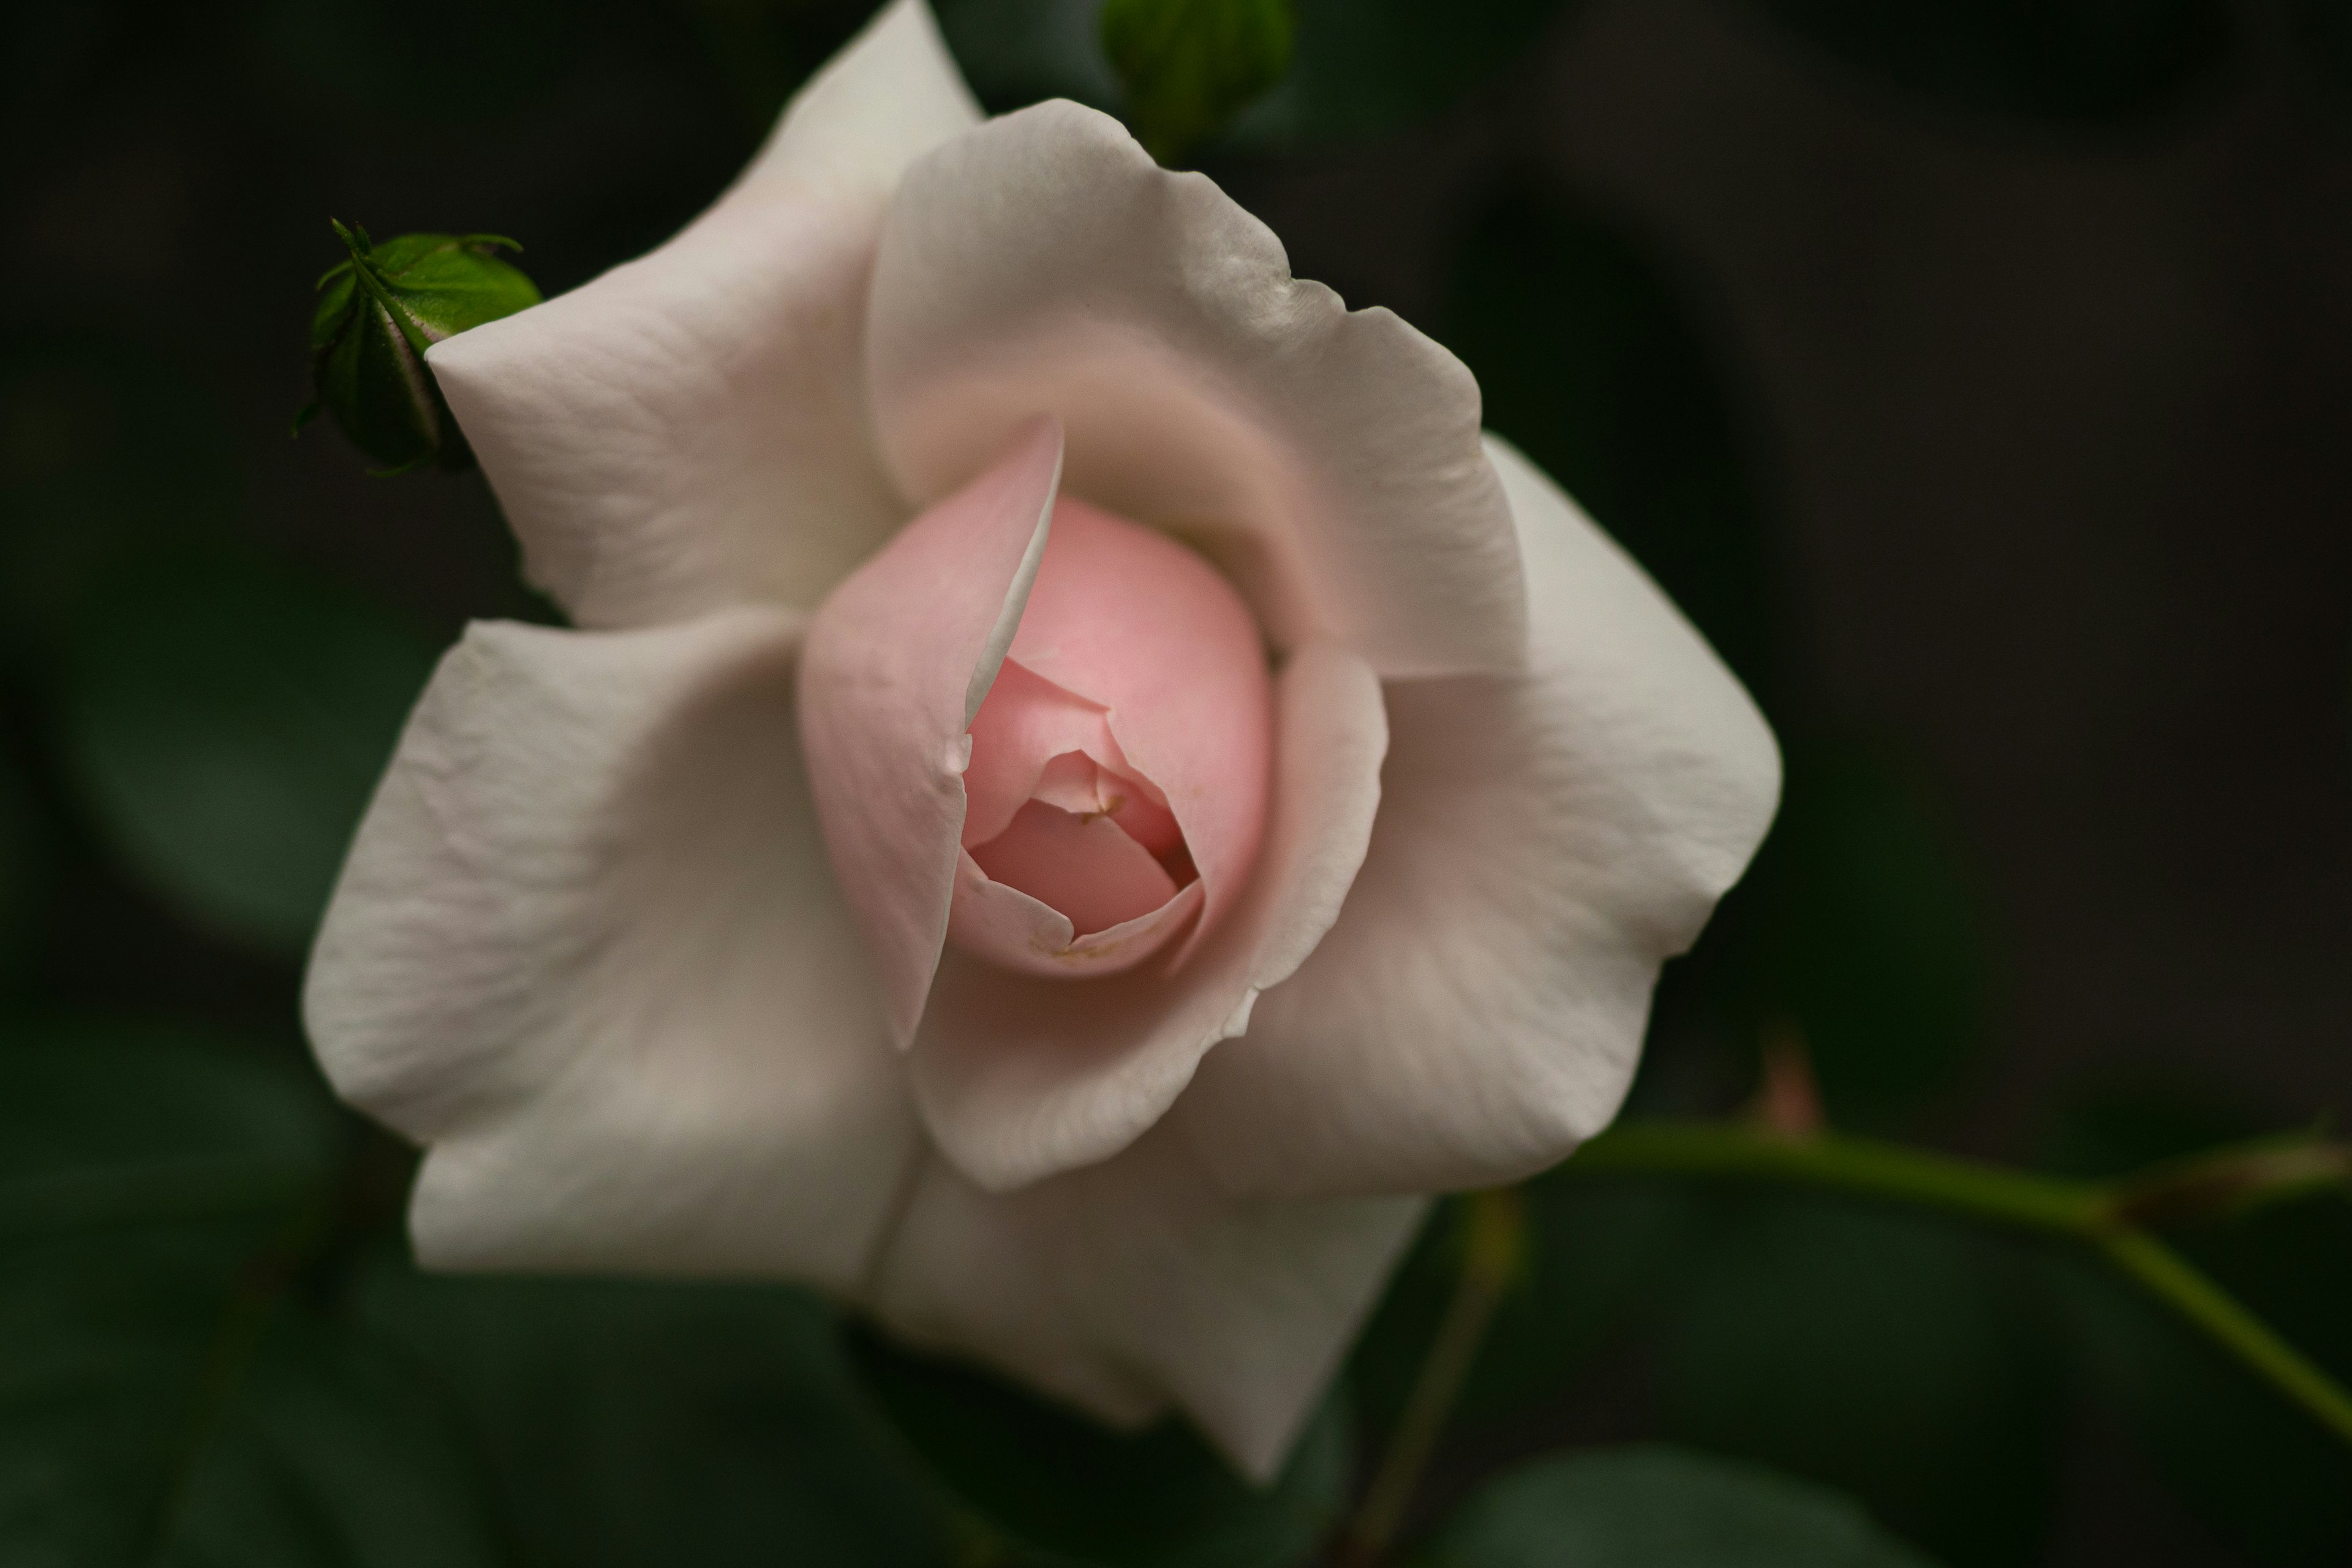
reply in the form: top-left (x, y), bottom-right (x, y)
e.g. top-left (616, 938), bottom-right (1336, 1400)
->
top-left (946, 496), bottom-right (1268, 978)
top-left (797, 418), bottom-right (1065, 1047)
top-left (971, 798), bottom-right (1180, 935)
top-left (961, 659), bottom-right (1131, 849)
top-left (1003, 498), bottom-right (1269, 948)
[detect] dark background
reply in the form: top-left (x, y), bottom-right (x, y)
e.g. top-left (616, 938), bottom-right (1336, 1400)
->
top-left (3, 1), bottom-right (2348, 1564)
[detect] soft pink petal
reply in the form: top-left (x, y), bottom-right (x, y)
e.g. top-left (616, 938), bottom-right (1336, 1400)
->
top-left (946, 856), bottom-right (1205, 979)
top-left (971, 801), bottom-right (1180, 935)
top-left (1003, 497), bottom-right (1268, 948)
top-left (959, 658), bottom-right (1128, 848)
top-left (425, 0), bottom-right (979, 628)
top-left (910, 643), bottom-right (1386, 1193)
top-left (869, 1129), bottom-right (1427, 1480)
top-left (1172, 438), bottom-right (1784, 1198)
top-left (303, 611), bottom-right (916, 1289)
top-left (864, 99), bottom-right (1525, 679)
top-left (799, 420), bottom-right (1064, 1046)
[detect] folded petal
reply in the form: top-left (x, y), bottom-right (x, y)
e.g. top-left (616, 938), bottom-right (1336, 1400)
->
top-left (909, 643), bottom-right (1385, 1193)
top-left (303, 610), bottom-right (916, 1291)
top-left (1172, 438), bottom-right (1784, 1198)
top-left (799, 420), bottom-right (1065, 1046)
top-left (946, 855), bottom-right (1205, 979)
top-left (426, 0), bottom-right (979, 629)
top-left (864, 99), bottom-right (1526, 679)
top-left (869, 1129), bottom-right (1427, 1481)
top-left (1005, 496), bottom-right (1270, 952)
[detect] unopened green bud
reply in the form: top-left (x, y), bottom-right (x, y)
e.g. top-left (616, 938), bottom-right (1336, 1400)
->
top-left (1101, 0), bottom-right (1295, 165)
top-left (297, 221), bottom-right (541, 475)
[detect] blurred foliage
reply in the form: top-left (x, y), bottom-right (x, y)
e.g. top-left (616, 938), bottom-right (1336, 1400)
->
top-left (56, 549), bottom-right (437, 956)
top-left (1726, 0), bottom-right (2233, 121)
top-left (1349, 1181), bottom-right (1697, 1435)
top-left (2040, 1091), bottom-right (2352, 1566)
top-left (2, 0), bottom-right (2342, 1564)
top-left (357, 1268), bottom-right (952, 1566)
top-left (1653, 1197), bottom-right (2059, 1568)
top-left (849, 1325), bottom-right (1347, 1566)
top-left (1424, 1444), bottom-right (1940, 1567)
top-left (1752, 745), bottom-right (1989, 1126)
top-left (937, 0), bottom-right (1577, 149)
top-left (303, 226), bottom-right (541, 474)
top-left (1231, 0), bottom-right (1571, 146)
top-left (1101, 0), bottom-right (1295, 164)
top-left (0, 750), bottom-right (44, 993)
top-left (0, 1019), bottom-right (502, 1564)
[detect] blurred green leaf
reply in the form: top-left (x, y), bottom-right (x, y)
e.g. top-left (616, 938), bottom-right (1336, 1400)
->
top-left (56, 548), bottom-right (437, 956)
top-left (668, 0), bottom-right (888, 130)
top-left (1101, 0), bottom-right (1295, 163)
top-left (2041, 1091), bottom-right (2352, 1566)
top-left (356, 1264), bottom-right (951, 1567)
top-left (2051, 1219), bottom-right (2352, 1568)
top-left (1424, 1442), bottom-right (1942, 1567)
top-left (2036, 1082), bottom-right (2256, 1183)
top-left (1757, 744), bottom-right (1989, 1125)
top-left (0, 750), bottom-right (45, 991)
top-left (306, 225), bottom-right (542, 473)
top-left (1, 1020), bottom-right (505, 1566)
top-left (0, 336), bottom-right (237, 662)
top-left (934, 0), bottom-right (1124, 115)
top-left (1349, 1182), bottom-right (1696, 1436)
top-left (1441, 184), bottom-right (1773, 691)
top-left (1655, 1196), bottom-right (2059, 1568)
top-left (847, 1325), bottom-right (1346, 1566)
top-left (161, 1314), bottom-right (515, 1568)
top-left (1729, 0), bottom-right (2231, 122)
top-left (0, 1019), bottom-right (336, 1227)
top-left (1233, 0), bottom-right (1572, 147)
top-left (936, 0), bottom-right (1575, 149)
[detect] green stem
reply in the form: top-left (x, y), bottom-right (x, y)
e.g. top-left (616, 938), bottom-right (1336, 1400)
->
top-left (1565, 1121), bottom-right (2352, 1447)
top-left (2097, 1227), bottom-right (2352, 1444)
top-left (1335, 1189), bottom-right (1524, 1567)
top-left (1571, 1121), bottom-right (2105, 1235)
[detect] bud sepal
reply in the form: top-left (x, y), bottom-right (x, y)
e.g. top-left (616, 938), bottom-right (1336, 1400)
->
top-left (300, 222), bottom-right (541, 475)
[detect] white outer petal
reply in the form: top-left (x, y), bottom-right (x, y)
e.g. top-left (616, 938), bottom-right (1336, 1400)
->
top-left (870, 1126), bottom-right (1427, 1482)
top-left (908, 643), bottom-right (1387, 1193)
top-left (1171, 437), bottom-right (1784, 1198)
top-left (425, 0), bottom-right (981, 628)
top-left (304, 611), bottom-right (916, 1289)
top-left (864, 99), bottom-right (1526, 679)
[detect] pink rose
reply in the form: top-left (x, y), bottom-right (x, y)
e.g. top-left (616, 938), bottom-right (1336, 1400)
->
top-left (303, 0), bottom-right (1779, 1479)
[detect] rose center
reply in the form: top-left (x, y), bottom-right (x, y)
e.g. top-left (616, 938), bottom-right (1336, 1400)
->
top-left (945, 496), bottom-right (1269, 978)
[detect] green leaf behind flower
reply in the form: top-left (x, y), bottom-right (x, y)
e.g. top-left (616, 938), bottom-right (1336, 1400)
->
top-left (1424, 1443), bottom-right (1943, 1567)
top-left (0, 1019), bottom-right (510, 1568)
top-left (1654, 1196), bottom-right (2060, 1568)
top-left (2040, 1090), bottom-right (2352, 1566)
top-left (355, 1266), bottom-right (953, 1568)
top-left (56, 548), bottom-right (437, 956)
top-left (937, 0), bottom-right (1578, 149)
top-left (848, 1324), bottom-right (1348, 1567)
top-left (1101, 0), bottom-right (1295, 164)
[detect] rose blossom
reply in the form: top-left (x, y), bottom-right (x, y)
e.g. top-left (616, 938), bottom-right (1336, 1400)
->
top-left (303, 0), bottom-right (1781, 1479)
